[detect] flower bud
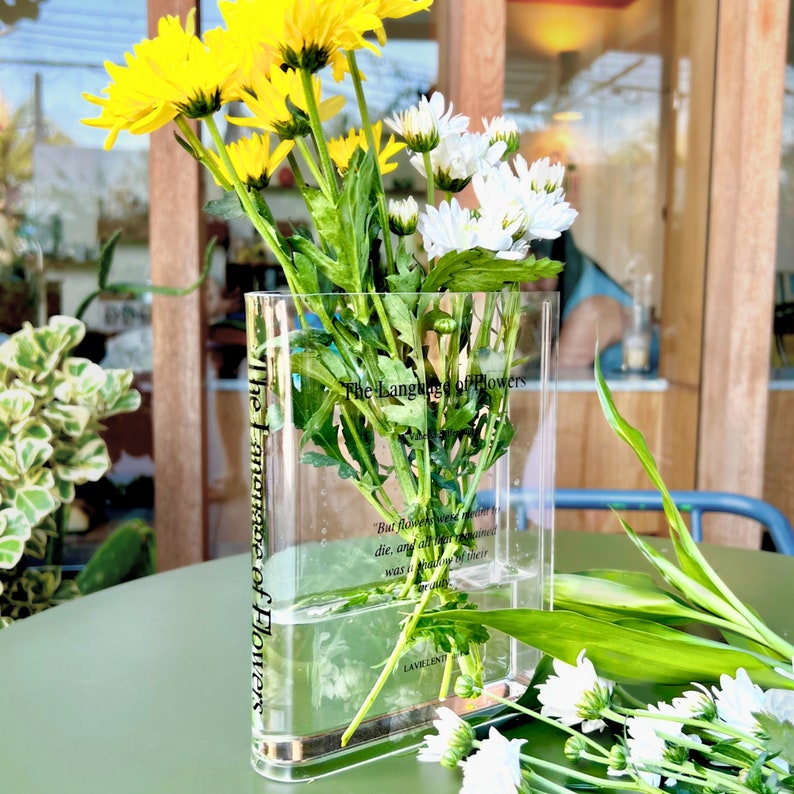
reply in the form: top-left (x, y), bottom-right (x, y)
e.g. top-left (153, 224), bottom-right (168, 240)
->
top-left (454, 674), bottom-right (479, 699)
top-left (484, 116), bottom-right (520, 156)
top-left (432, 316), bottom-right (457, 335)
top-left (564, 735), bottom-right (587, 762)
top-left (388, 196), bottom-right (419, 236)
top-left (664, 744), bottom-right (688, 766)
top-left (608, 744), bottom-right (627, 772)
top-left (440, 747), bottom-right (464, 769)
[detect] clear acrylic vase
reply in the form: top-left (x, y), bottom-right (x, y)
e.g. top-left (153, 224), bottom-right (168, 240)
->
top-left (246, 290), bottom-right (558, 781)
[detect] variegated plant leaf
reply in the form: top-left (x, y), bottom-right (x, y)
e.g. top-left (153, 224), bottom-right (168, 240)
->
top-left (11, 485), bottom-right (58, 527)
top-left (41, 403), bottom-right (92, 438)
top-left (0, 388), bottom-right (35, 428)
top-left (52, 433), bottom-right (110, 483)
top-left (14, 421), bottom-right (53, 474)
top-left (54, 357), bottom-right (106, 402)
top-left (0, 507), bottom-right (32, 569)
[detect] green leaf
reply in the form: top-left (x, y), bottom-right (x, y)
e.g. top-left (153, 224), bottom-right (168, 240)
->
top-left (12, 486), bottom-right (57, 527)
top-left (756, 711), bottom-right (794, 766)
top-left (376, 356), bottom-right (427, 430)
top-left (617, 517), bottom-right (760, 634)
top-left (428, 607), bottom-right (794, 689)
top-left (552, 570), bottom-right (717, 625)
top-left (421, 251), bottom-right (562, 293)
top-left (204, 190), bottom-right (245, 220)
top-left (299, 150), bottom-right (379, 294)
top-left (0, 388), bottom-right (35, 427)
top-left (97, 229), bottom-right (122, 290)
top-left (291, 248), bottom-right (322, 295)
top-left (594, 355), bottom-right (727, 595)
top-left (289, 328), bottom-right (334, 351)
top-left (14, 425), bottom-right (53, 474)
top-left (386, 244), bottom-right (422, 297)
top-left (0, 508), bottom-right (32, 569)
top-left (52, 433), bottom-right (110, 484)
top-left (382, 293), bottom-right (418, 351)
top-left (301, 450), bottom-right (356, 480)
top-left (593, 355), bottom-right (794, 661)
top-left (55, 357), bottom-right (106, 401)
top-left (441, 391), bottom-right (479, 432)
top-left (41, 403), bottom-right (92, 437)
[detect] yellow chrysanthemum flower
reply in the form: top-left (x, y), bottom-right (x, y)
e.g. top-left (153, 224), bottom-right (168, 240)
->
top-left (221, 0), bottom-right (381, 80)
top-left (229, 65), bottom-right (345, 139)
top-left (210, 133), bottom-right (295, 191)
top-left (371, 0), bottom-right (434, 46)
top-left (328, 121), bottom-right (406, 175)
top-left (82, 10), bottom-right (239, 149)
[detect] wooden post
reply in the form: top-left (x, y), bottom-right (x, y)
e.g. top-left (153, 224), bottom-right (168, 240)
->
top-left (698, 0), bottom-right (789, 547)
top-left (436, 0), bottom-right (506, 208)
top-left (147, 0), bottom-right (208, 568)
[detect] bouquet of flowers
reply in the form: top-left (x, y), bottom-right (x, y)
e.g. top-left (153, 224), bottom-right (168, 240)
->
top-left (83, 0), bottom-right (576, 763)
top-left (417, 360), bottom-right (794, 793)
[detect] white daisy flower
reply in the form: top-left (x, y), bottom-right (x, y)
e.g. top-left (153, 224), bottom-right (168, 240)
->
top-left (418, 199), bottom-right (480, 259)
top-left (670, 683), bottom-right (715, 720)
top-left (623, 701), bottom-right (693, 788)
top-left (524, 189), bottom-right (579, 241)
top-left (712, 668), bottom-right (765, 735)
top-left (386, 92), bottom-right (469, 153)
top-left (418, 198), bottom-right (527, 261)
top-left (459, 727), bottom-right (526, 794)
top-left (535, 649), bottom-right (614, 733)
top-left (417, 706), bottom-right (476, 768)
top-left (762, 687), bottom-right (794, 724)
top-left (515, 154), bottom-right (566, 194)
top-left (483, 115), bottom-right (520, 154)
top-left (410, 132), bottom-right (506, 193)
top-left (472, 165), bottom-right (529, 239)
top-left (388, 195), bottom-right (419, 236)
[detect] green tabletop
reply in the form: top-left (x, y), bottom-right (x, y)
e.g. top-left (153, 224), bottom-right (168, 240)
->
top-left (0, 532), bottom-right (791, 794)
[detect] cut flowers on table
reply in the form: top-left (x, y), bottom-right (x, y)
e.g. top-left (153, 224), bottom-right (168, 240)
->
top-left (83, 0), bottom-right (574, 751)
top-left (419, 358), bottom-right (794, 793)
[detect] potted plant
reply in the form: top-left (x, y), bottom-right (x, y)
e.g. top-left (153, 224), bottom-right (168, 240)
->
top-left (0, 314), bottom-right (153, 627)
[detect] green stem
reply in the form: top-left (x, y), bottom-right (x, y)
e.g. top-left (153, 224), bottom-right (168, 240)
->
top-left (286, 150), bottom-right (307, 190)
top-left (467, 682), bottom-right (610, 758)
top-left (298, 68), bottom-right (339, 201)
top-left (294, 136), bottom-right (332, 199)
top-left (204, 118), bottom-right (288, 269)
top-left (438, 650), bottom-right (454, 700)
top-left (174, 115), bottom-right (231, 190)
top-left (524, 769), bottom-right (661, 794)
top-left (341, 557), bottom-right (451, 747)
top-left (422, 150), bottom-right (435, 208)
top-left (603, 705), bottom-right (770, 753)
top-left (346, 50), bottom-right (395, 274)
top-left (513, 748), bottom-right (658, 793)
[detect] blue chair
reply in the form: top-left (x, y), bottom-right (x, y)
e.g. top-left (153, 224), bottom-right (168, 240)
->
top-left (477, 488), bottom-right (794, 555)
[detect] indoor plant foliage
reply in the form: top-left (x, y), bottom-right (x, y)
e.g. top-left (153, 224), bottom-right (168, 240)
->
top-left (83, 0), bottom-right (575, 770)
top-left (0, 315), bottom-right (146, 627)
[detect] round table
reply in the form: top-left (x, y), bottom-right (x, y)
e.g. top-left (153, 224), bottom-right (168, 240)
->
top-left (1, 532), bottom-right (791, 794)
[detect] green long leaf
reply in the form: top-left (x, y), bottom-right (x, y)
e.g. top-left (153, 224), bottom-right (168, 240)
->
top-left (616, 518), bottom-right (760, 634)
top-left (594, 354), bottom-right (794, 661)
top-left (421, 251), bottom-right (561, 293)
top-left (430, 607), bottom-right (794, 689)
top-left (552, 570), bottom-right (715, 625)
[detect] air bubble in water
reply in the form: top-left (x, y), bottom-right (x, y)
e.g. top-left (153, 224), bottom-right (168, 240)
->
top-left (320, 539), bottom-right (328, 547)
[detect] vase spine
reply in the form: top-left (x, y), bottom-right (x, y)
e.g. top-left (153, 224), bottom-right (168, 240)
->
top-left (248, 347), bottom-right (271, 720)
